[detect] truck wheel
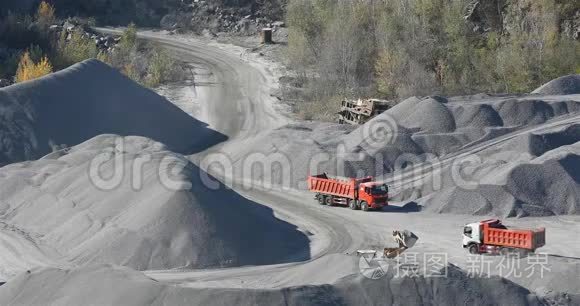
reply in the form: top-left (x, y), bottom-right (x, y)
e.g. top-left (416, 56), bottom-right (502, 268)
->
top-left (468, 244), bottom-right (480, 255)
top-left (361, 201), bottom-right (369, 211)
top-left (349, 199), bottom-right (359, 210)
top-left (325, 196), bottom-right (333, 206)
top-left (317, 195), bottom-right (325, 205)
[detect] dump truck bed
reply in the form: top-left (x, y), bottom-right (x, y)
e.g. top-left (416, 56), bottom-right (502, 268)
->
top-left (482, 222), bottom-right (546, 250)
top-left (307, 174), bottom-right (368, 199)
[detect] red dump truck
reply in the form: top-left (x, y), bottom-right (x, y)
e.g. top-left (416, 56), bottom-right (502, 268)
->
top-left (307, 173), bottom-right (388, 211)
top-left (462, 219), bottom-right (546, 255)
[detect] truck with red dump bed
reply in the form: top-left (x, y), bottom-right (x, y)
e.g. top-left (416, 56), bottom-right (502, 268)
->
top-left (307, 173), bottom-right (388, 211)
top-left (462, 219), bottom-right (546, 255)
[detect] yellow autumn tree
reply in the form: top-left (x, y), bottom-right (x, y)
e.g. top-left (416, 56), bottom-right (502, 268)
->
top-left (15, 52), bottom-right (53, 83)
top-left (37, 1), bottom-right (55, 25)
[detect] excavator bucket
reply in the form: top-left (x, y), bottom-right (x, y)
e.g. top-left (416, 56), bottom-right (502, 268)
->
top-left (383, 230), bottom-right (419, 258)
top-left (394, 230), bottom-right (419, 249)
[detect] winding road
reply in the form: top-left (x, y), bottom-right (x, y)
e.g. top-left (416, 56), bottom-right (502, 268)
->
top-left (97, 29), bottom-right (580, 291)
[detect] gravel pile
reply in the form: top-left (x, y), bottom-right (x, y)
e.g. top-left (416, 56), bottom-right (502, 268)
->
top-left (495, 99), bottom-right (556, 126)
top-left (0, 135), bottom-right (309, 271)
top-left (230, 76), bottom-right (580, 217)
top-left (418, 125), bottom-right (580, 217)
top-left (0, 59), bottom-right (225, 166)
top-left (452, 103), bottom-right (503, 129)
top-left (0, 263), bottom-right (562, 306)
top-left (398, 97), bottom-right (456, 133)
top-left (532, 74), bottom-right (580, 95)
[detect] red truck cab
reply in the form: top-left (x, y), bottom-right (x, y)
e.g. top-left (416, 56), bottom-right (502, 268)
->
top-left (357, 181), bottom-right (389, 208)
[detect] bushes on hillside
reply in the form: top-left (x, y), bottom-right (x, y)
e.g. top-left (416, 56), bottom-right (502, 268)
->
top-left (100, 23), bottom-right (181, 86)
top-left (287, 0), bottom-right (580, 121)
top-left (55, 29), bottom-right (99, 67)
top-left (0, 3), bottom-right (182, 88)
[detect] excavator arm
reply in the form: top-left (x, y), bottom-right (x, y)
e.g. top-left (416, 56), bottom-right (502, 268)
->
top-left (384, 230), bottom-right (419, 258)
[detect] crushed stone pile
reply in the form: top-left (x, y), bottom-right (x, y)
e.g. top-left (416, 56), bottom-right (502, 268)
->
top-left (414, 123), bottom-right (580, 217)
top-left (0, 59), bottom-right (225, 166)
top-left (229, 82), bottom-right (580, 217)
top-left (0, 263), bottom-right (569, 306)
top-left (0, 135), bottom-right (309, 275)
top-left (532, 74), bottom-right (580, 95)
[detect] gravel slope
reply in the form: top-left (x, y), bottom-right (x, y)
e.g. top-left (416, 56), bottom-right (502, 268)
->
top-left (0, 59), bottom-right (225, 166)
top-left (0, 135), bottom-right (309, 279)
top-left (0, 264), bottom-right (555, 306)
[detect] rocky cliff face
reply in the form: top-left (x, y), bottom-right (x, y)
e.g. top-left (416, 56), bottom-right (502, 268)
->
top-left (465, 0), bottom-right (579, 39)
top-left (1, 0), bottom-right (287, 34)
top-left (2, 1), bottom-right (574, 39)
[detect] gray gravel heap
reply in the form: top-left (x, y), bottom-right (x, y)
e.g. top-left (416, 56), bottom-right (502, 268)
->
top-left (0, 59), bottom-right (225, 166)
top-left (532, 74), bottom-right (580, 95)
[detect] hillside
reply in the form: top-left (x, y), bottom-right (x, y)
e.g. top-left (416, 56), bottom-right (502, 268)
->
top-left (286, 0), bottom-right (579, 120)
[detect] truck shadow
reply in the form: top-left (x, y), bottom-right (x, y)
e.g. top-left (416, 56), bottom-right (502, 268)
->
top-left (377, 201), bottom-right (422, 213)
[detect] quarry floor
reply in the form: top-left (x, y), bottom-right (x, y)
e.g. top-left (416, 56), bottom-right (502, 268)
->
top-left (93, 30), bottom-right (580, 295)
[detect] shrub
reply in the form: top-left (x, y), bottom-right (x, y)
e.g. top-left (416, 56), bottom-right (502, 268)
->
top-left (123, 63), bottom-right (141, 82)
top-left (119, 23), bottom-right (138, 54)
top-left (145, 47), bottom-right (176, 87)
top-left (36, 1), bottom-right (55, 26)
top-left (55, 29), bottom-right (99, 67)
top-left (14, 51), bottom-right (53, 83)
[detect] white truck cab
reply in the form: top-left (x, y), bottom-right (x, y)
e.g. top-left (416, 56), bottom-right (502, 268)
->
top-left (462, 222), bottom-right (482, 248)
